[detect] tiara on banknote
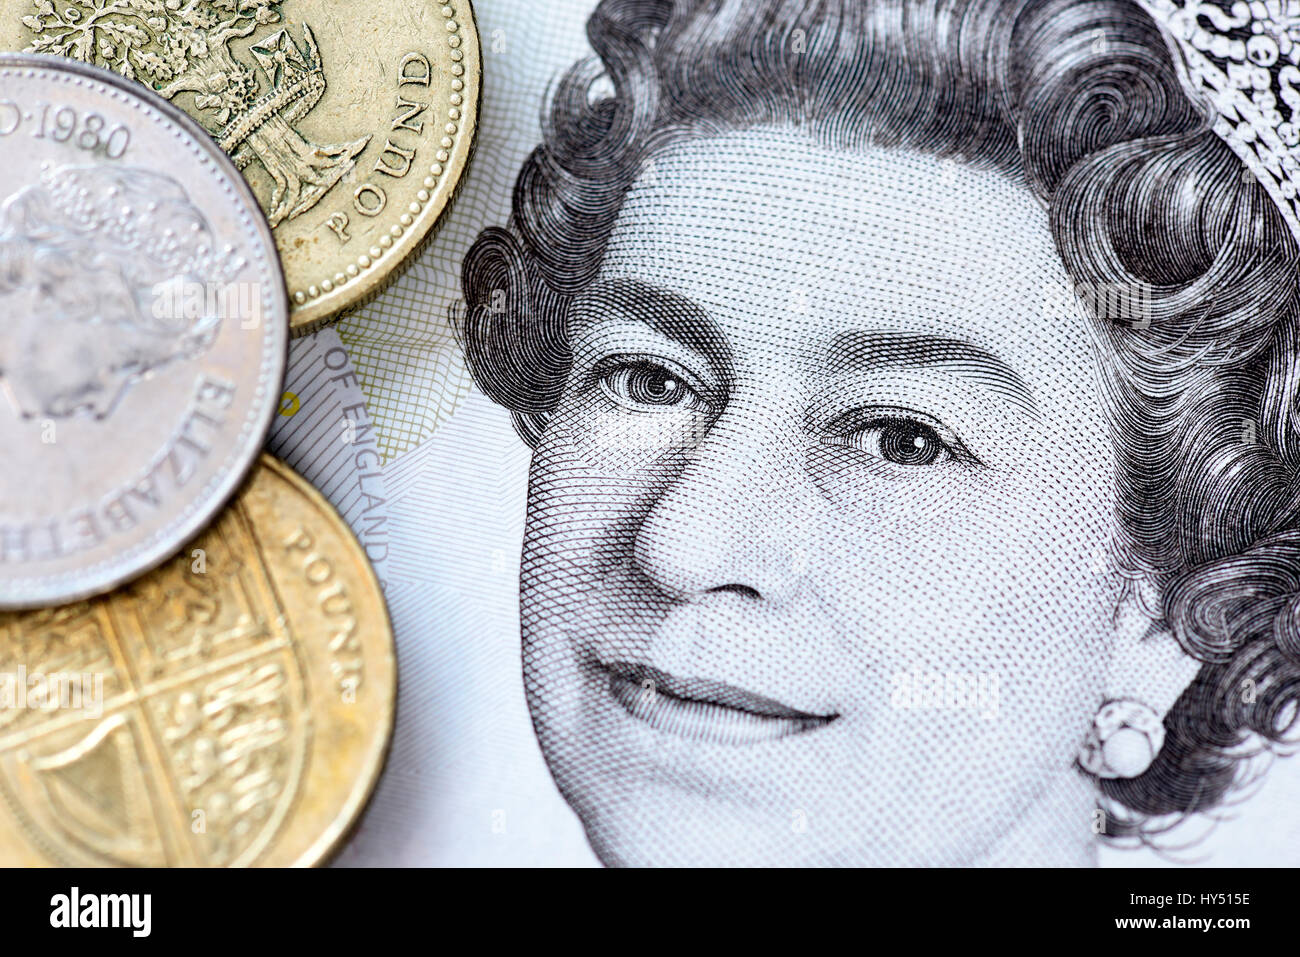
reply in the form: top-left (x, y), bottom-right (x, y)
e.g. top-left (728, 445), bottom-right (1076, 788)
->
top-left (1136, 0), bottom-right (1300, 245)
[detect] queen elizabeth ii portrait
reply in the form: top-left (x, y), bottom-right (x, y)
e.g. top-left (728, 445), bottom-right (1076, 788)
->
top-left (0, 163), bottom-right (234, 421)
top-left (457, 0), bottom-right (1300, 866)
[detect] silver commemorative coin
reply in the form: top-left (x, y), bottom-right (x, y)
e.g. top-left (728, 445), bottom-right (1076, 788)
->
top-left (0, 53), bottom-right (287, 609)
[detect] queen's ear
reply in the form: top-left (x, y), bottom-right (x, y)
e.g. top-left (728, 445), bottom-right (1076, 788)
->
top-left (1079, 576), bottom-right (1203, 779)
top-left (1107, 576), bottom-right (1203, 708)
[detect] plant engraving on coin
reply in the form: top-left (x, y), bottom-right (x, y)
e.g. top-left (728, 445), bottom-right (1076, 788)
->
top-left (6, 0), bottom-right (482, 332)
top-left (19, 0), bottom-right (370, 227)
top-left (0, 163), bottom-right (243, 420)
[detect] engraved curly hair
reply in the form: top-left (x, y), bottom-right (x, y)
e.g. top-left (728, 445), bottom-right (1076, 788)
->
top-left (460, 0), bottom-right (1300, 830)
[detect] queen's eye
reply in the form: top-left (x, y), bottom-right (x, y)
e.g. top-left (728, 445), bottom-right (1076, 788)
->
top-left (829, 412), bottom-right (970, 468)
top-left (872, 419), bottom-right (947, 466)
top-left (598, 358), bottom-right (705, 411)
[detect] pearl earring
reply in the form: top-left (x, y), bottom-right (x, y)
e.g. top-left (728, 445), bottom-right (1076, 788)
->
top-left (1078, 699), bottom-right (1166, 779)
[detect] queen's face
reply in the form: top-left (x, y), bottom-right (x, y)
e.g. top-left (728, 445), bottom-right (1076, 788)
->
top-left (0, 256), bottom-right (157, 419)
top-left (520, 127), bottom-right (1125, 866)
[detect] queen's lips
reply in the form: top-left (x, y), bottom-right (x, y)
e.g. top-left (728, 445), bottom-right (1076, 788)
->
top-left (603, 661), bottom-right (837, 745)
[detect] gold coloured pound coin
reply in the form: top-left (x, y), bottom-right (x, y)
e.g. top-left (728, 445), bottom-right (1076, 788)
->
top-left (1, 0), bottom-right (481, 334)
top-left (0, 456), bottom-right (395, 867)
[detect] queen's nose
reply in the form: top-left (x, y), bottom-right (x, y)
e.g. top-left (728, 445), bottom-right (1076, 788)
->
top-left (630, 401), bottom-right (818, 607)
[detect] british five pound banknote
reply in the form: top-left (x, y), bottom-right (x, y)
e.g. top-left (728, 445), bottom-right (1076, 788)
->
top-left (278, 0), bottom-right (1300, 866)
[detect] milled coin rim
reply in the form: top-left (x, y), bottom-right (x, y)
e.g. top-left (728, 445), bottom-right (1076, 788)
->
top-left (286, 0), bottom-right (484, 335)
top-left (0, 53), bottom-right (289, 612)
top-left (249, 455), bottom-right (397, 868)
